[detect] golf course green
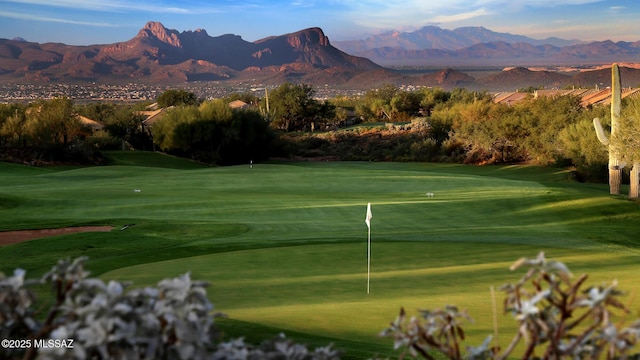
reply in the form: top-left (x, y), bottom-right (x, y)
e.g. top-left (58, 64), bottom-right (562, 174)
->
top-left (1, 152), bottom-right (639, 358)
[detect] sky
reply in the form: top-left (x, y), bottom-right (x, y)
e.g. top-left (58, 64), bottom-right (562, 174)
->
top-left (0, 0), bottom-right (639, 45)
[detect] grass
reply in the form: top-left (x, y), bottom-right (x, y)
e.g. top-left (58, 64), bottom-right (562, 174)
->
top-left (1, 152), bottom-right (640, 358)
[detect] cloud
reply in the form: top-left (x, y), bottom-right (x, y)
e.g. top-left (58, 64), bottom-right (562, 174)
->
top-left (290, 0), bottom-right (316, 8)
top-left (338, 0), bottom-right (603, 9)
top-left (342, 0), bottom-right (612, 31)
top-left (607, 6), bottom-right (625, 13)
top-left (430, 8), bottom-right (492, 23)
top-left (0, 0), bottom-right (199, 14)
top-left (0, 10), bottom-right (119, 26)
top-left (346, 1), bottom-right (493, 30)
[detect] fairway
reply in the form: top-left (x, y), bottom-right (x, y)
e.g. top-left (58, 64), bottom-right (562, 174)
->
top-left (2, 155), bottom-right (640, 358)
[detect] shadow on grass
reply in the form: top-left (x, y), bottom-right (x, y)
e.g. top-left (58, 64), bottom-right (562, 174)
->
top-left (216, 317), bottom-right (396, 360)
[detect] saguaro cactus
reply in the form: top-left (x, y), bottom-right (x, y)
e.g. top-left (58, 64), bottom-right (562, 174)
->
top-left (631, 163), bottom-right (640, 199)
top-left (593, 63), bottom-right (623, 194)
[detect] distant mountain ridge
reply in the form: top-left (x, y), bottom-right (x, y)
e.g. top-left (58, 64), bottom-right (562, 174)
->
top-left (333, 25), bottom-right (582, 53)
top-left (333, 25), bottom-right (640, 66)
top-left (348, 40), bottom-right (640, 67)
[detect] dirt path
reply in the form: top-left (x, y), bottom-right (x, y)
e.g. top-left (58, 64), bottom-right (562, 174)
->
top-left (0, 226), bottom-right (113, 246)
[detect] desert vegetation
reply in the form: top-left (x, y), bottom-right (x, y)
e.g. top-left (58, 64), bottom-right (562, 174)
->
top-left (382, 252), bottom-right (640, 359)
top-left (1, 257), bottom-right (341, 360)
top-left (0, 81), bottom-right (620, 184)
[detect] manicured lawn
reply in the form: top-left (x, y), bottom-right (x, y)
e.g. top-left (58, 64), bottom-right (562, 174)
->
top-left (1, 152), bottom-right (640, 358)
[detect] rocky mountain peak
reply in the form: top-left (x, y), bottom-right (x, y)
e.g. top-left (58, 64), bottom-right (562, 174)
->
top-left (137, 21), bottom-right (182, 47)
top-left (285, 27), bottom-right (330, 48)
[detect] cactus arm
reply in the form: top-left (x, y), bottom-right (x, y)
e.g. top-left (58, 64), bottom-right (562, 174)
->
top-left (611, 63), bottom-right (621, 138)
top-left (609, 64), bottom-right (622, 170)
top-left (631, 163), bottom-right (640, 198)
top-left (593, 118), bottom-right (610, 145)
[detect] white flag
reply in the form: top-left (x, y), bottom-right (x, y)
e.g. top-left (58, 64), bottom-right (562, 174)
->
top-left (365, 202), bottom-right (372, 229)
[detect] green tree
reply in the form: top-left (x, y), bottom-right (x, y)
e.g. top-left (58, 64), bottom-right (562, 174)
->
top-left (516, 95), bottom-right (583, 165)
top-left (329, 96), bottom-right (359, 109)
top-left (103, 106), bottom-right (149, 150)
top-left (75, 102), bottom-right (118, 123)
top-left (224, 91), bottom-right (260, 106)
top-left (328, 96), bottom-right (359, 128)
top-left (366, 84), bottom-right (398, 103)
top-left (447, 99), bottom-right (533, 164)
top-left (447, 100), bottom-right (495, 163)
top-left (419, 88), bottom-right (450, 116)
top-left (157, 89), bottom-right (199, 108)
top-left (0, 105), bottom-right (26, 147)
top-left (267, 83), bottom-right (334, 132)
top-left (448, 88), bottom-right (491, 104)
top-left (199, 99), bottom-right (233, 123)
top-left (358, 84), bottom-right (398, 121)
top-left (390, 91), bottom-right (421, 120)
top-left (557, 118), bottom-right (608, 182)
top-left (219, 109), bottom-right (274, 164)
top-left (151, 101), bottom-right (274, 164)
top-left (23, 98), bottom-right (79, 150)
top-left (151, 106), bottom-right (200, 152)
top-left (182, 100), bottom-right (235, 163)
top-left (369, 98), bottom-right (391, 121)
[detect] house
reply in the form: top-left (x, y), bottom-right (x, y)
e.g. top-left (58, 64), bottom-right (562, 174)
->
top-left (139, 108), bottom-right (170, 128)
top-left (228, 100), bottom-right (249, 110)
top-left (492, 92), bottom-right (530, 105)
top-left (492, 88), bottom-right (640, 108)
top-left (76, 115), bottom-right (104, 131)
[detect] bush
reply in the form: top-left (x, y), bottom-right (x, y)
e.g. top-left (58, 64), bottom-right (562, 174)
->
top-left (0, 257), bottom-right (340, 360)
top-left (410, 138), bottom-right (438, 162)
top-left (381, 252), bottom-right (640, 359)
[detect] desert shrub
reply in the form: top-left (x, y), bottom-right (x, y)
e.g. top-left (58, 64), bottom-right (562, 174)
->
top-left (556, 117), bottom-right (609, 183)
top-left (381, 252), bottom-right (640, 359)
top-left (439, 138), bottom-right (466, 163)
top-left (83, 131), bottom-right (122, 151)
top-left (410, 138), bottom-right (439, 162)
top-left (0, 257), bottom-right (340, 360)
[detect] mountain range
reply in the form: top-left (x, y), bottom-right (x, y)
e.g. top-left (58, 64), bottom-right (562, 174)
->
top-left (1, 21), bottom-right (640, 91)
top-left (333, 25), bottom-right (580, 53)
top-left (0, 21), bottom-right (384, 86)
top-left (333, 26), bottom-right (640, 67)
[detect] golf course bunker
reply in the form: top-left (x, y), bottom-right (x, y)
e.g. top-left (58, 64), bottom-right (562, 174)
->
top-left (0, 226), bottom-right (113, 246)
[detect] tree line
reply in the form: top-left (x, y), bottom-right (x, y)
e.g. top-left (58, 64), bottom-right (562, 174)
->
top-left (0, 83), bottom-right (631, 184)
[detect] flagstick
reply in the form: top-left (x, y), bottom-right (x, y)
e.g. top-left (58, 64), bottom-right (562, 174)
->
top-left (365, 202), bottom-right (372, 294)
top-left (491, 286), bottom-right (499, 352)
top-left (367, 225), bottom-right (371, 294)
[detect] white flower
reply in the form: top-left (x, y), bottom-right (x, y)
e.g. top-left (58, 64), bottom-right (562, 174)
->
top-left (107, 280), bottom-right (123, 296)
top-left (515, 289), bottom-right (549, 320)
